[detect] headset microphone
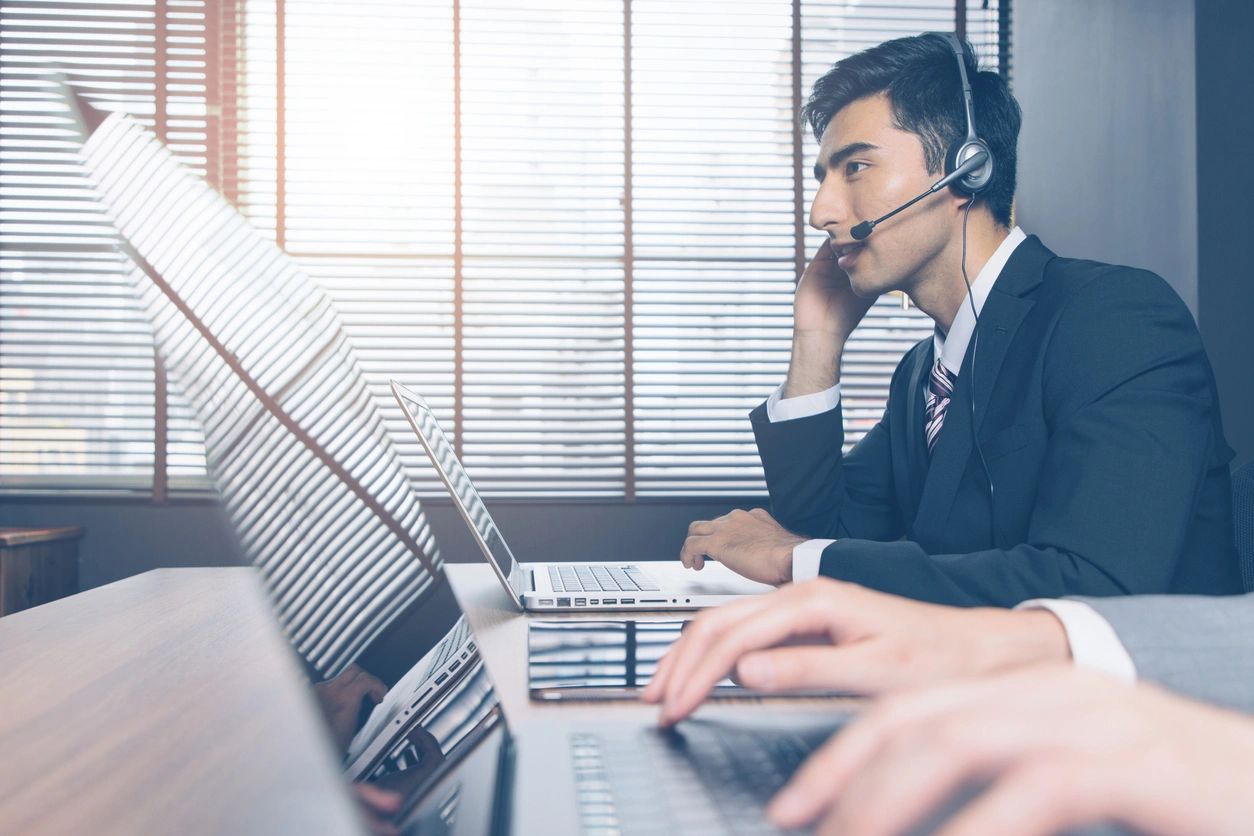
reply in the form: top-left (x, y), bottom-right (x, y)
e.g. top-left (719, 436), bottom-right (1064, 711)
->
top-left (849, 149), bottom-right (989, 241)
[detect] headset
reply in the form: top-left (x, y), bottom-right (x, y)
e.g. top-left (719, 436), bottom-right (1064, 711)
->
top-left (847, 32), bottom-right (999, 540)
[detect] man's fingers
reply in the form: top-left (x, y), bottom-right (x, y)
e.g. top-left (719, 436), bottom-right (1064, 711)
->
top-left (937, 758), bottom-right (1111, 836)
top-left (821, 715), bottom-right (1006, 836)
top-left (687, 519), bottom-right (715, 537)
top-left (640, 644), bottom-right (678, 702)
top-left (645, 593), bottom-right (788, 717)
top-left (734, 642), bottom-right (901, 695)
top-left (772, 669), bottom-right (1097, 830)
top-left (660, 588), bottom-right (839, 724)
top-left (679, 534), bottom-right (713, 570)
top-left (768, 732), bottom-right (848, 826)
top-left (769, 685), bottom-right (974, 828)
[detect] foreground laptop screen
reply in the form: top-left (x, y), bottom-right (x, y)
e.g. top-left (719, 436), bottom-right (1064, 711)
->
top-left (307, 583), bottom-right (509, 833)
top-left (392, 385), bottom-right (528, 599)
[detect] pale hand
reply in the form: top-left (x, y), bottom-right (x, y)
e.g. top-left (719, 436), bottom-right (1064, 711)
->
top-left (678, 508), bottom-right (803, 587)
top-left (769, 665), bottom-right (1254, 836)
top-left (640, 578), bottom-right (1070, 726)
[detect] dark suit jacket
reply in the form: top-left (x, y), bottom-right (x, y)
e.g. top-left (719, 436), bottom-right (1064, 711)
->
top-left (751, 235), bottom-right (1241, 606)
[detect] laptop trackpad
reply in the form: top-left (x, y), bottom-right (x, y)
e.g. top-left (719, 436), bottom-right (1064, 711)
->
top-left (644, 561), bottom-right (775, 596)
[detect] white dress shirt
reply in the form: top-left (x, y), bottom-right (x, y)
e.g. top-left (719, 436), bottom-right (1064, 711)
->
top-left (766, 226), bottom-right (1137, 681)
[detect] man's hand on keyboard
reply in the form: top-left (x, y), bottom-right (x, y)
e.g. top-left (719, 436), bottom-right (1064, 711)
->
top-left (678, 507), bottom-right (804, 586)
top-left (768, 665), bottom-right (1254, 836)
top-left (640, 578), bottom-right (1069, 725)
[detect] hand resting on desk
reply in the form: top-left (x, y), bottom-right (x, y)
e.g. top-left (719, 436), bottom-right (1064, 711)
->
top-left (679, 507), bottom-right (806, 585)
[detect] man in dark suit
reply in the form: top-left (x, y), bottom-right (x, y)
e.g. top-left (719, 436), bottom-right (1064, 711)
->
top-left (678, 34), bottom-right (1240, 606)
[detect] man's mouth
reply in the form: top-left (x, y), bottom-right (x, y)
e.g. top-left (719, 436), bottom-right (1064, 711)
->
top-left (831, 239), bottom-right (866, 268)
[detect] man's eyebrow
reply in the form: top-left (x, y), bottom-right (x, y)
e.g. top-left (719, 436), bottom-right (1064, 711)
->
top-left (813, 141), bottom-right (880, 181)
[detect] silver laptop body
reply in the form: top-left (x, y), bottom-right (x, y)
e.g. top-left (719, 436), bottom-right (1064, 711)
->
top-left (391, 380), bottom-right (771, 612)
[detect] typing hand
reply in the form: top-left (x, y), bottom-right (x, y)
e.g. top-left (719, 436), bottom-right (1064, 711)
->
top-left (640, 578), bottom-right (1069, 725)
top-left (768, 665), bottom-right (1254, 836)
top-left (678, 508), bottom-right (803, 585)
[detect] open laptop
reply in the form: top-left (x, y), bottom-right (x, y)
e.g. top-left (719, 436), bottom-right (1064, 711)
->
top-left (333, 568), bottom-right (847, 835)
top-left (391, 380), bottom-right (773, 612)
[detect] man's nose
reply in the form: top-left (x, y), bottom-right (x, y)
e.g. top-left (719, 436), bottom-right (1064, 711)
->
top-left (809, 181), bottom-right (849, 234)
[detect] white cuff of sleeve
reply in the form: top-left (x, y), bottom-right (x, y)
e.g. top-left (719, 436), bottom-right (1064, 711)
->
top-left (766, 383), bottom-right (841, 423)
top-left (1016, 599), bottom-right (1138, 682)
top-left (791, 539), bottom-right (836, 583)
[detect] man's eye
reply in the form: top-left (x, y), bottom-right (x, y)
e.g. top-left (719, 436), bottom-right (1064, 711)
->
top-left (845, 161), bottom-right (869, 176)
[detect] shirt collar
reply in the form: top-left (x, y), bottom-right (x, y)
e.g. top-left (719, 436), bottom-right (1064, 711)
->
top-left (932, 225), bottom-right (1027, 375)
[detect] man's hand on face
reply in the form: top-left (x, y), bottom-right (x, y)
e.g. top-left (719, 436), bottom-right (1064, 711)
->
top-left (793, 238), bottom-right (878, 338)
top-left (640, 578), bottom-right (1071, 725)
top-left (784, 239), bottom-right (879, 398)
top-left (678, 507), bottom-right (804, 586)
top-left (768, 665), bottom-right (1254, 836)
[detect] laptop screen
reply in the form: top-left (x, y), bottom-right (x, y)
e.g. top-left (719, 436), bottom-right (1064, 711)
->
top-left (306, 579), bottom-right (509, 833)
top-left (391, 383), bottom-right (529, 602)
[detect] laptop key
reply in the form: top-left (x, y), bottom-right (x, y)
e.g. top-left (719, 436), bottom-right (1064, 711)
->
top-left (592, 566), bottom-right (620, 591)
top-left (609, 568), bottom-right (639, 591)
top-left (624, 567), bottom-right (661, 591)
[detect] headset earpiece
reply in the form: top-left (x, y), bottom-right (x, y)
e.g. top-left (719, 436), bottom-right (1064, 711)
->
top-left (947, 136), bottom-right (994, 195)
top-left (939, 31), bottom-right (995, 197)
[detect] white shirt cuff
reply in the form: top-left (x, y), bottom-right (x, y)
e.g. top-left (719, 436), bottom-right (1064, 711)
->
top-left (1016, 599), bottom-right (1138, 682)
top-left (766, 383), bottom-right (841, 423)
top-left (791, 539), bottom-right (836, 583)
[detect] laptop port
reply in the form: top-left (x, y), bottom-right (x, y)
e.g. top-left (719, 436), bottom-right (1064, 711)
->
top-left (589, 599), bottom-right (600, 605)
top-left (557, 597), bottom-right (571, 607)
top-left (621, 598), bottom-right (635, 605)
top-left (641, 598), bottom-right (665, 604)
top-left (574, 598), bottom-right (587, 606)
top-left (539, 599), bottom-right (555, 606)
top-left (602, 598), bottom-right (617, 605)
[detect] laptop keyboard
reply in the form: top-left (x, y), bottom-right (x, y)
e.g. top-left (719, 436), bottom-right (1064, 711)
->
top-left (570, 722), bottom-right (819, 835)
top-left (549, 564), bottom-right (661, 593)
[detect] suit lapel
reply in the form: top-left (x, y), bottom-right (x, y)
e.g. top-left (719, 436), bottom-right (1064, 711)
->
top-left (911, 235), bottom-right (1054, 535)
top-left (899, 342), bottom-right (933, 526)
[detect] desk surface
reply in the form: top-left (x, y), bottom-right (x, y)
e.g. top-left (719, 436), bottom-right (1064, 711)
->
top-left (0, 568), bottom-right (363, 836)
top-left (444, 563), bottom-right (866, 726)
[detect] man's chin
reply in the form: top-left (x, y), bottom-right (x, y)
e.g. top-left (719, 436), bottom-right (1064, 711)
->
top-left (848, 273), bottom-right (897, 299)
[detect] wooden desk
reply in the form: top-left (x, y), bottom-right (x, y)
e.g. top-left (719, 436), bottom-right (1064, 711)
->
top-left (444, 563), bottom-right (866, 726)
top-left (0, 568), bottom-right (364, 836)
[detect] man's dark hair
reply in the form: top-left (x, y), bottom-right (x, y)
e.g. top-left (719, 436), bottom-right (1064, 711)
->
top-left (801, 34), bottom-right (1021, 227)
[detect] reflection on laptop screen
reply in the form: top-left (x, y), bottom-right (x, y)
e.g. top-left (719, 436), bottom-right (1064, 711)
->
top-left (309, 583), bottom-right (508, 832)
top-left (392, 386), bottom-right (527, 598)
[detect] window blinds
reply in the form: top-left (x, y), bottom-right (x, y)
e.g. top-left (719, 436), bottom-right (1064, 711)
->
top-left (0, 0), bottom-right (1008, 498)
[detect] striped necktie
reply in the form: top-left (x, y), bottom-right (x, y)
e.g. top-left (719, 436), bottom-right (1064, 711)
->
top-left (924, 359), bottom-right (956, 455)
